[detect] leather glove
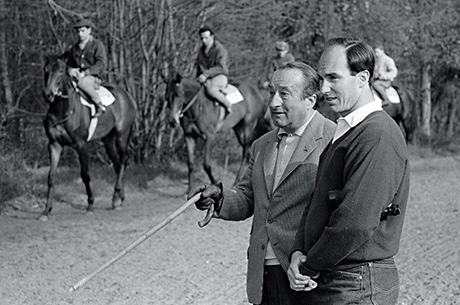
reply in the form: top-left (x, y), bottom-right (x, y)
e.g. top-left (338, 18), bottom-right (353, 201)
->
top-left (188, 182), bottom-right (223, 213)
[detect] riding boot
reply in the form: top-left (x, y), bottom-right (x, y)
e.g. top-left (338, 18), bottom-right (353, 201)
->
top-left (215, 94), bottom-right (232, 116)
top-left (93, 100), bottom-right (106, 118)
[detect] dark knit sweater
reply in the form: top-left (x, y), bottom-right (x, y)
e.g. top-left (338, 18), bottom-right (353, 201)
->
top-left (292, 110), bottom-right (410, 276)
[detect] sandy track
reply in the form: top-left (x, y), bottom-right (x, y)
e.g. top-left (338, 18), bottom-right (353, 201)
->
top-left (1, 155), bottom-right (459, 304)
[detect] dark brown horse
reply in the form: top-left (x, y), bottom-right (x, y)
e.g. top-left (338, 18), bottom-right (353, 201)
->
top-left (374, 84), bottom-right (417, 143)
top-left (40, 54), bottom-right (137, 221)
top-left (166, 73), bottom-right (270, 192)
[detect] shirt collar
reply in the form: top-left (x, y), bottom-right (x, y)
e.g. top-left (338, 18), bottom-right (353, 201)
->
top-left (277, 110), bottom-right (317, 139)
top-left (339, 101), bottom-right (382, 128)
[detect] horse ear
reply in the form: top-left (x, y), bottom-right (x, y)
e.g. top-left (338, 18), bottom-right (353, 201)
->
top-left (59, 51), bottom-right (69, 61)
top-left (175, 73), bottom-right (182, 83)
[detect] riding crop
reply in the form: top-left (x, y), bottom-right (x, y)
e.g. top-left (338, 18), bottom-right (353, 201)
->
top-left (69, 192), bottom-right (213, 292)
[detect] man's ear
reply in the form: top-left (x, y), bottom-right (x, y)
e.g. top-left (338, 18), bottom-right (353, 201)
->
top-left (305, 94), bottom-right (317, 108)
top-left (358, 70), bottom-right (370, 87)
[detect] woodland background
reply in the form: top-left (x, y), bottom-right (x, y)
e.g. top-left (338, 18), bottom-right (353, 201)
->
top-left (1, 0), bottom-right (460, 206)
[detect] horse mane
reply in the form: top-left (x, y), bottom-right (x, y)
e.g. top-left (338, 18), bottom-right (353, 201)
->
top-left (174, 73), bottom-right (201, 97)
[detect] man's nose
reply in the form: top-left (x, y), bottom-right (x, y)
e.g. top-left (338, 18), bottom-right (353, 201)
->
top-left (320, 80), bottom-right (330, 93)
top-left (270, 91), bottom-right (282, 108)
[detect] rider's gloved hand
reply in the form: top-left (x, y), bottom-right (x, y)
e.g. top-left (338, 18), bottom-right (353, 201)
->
top-left (188, 182), bottom-right (223, 213)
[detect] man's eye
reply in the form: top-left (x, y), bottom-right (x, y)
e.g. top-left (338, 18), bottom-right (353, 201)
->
top-left (280, 91), bottom-right (289, 97)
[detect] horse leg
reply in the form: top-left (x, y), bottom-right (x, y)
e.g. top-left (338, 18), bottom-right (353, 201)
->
top-left (232, 124), bottom-right (250, 185)
top-left (103, 132), bottom-right (126, 210)
top-left (76, 145), bottom-right (95, 213)
top-left (39, 141), bottom-right (63, 221)
top-left (202, 134), bottom-right (217, 185)
top-left (185, 135), bottom-right (200, 193)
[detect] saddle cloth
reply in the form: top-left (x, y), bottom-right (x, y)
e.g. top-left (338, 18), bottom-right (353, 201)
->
top-left (373, 86), bottom-right (400, 105)
top-left (79, 86), bottom-right (115, 142)
top-left (80, 86), bottom-right (116, 116)
top-left (221, 84), bottom-right (244, 104)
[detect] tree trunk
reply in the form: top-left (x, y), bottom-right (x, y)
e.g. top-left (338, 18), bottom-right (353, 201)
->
top-left (446, 81), bottom-right (456, 138)
top-left (0, 0), bottom-right (14, 124)
top-left (420, 62), bottom-right (431, 139)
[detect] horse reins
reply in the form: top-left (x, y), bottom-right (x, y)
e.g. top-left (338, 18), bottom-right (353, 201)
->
top-left (179, 91), bottom-right (200, 118)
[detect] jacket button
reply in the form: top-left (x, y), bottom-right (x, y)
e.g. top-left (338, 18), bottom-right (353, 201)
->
top-left (261, 244), bottom-right (265, 250)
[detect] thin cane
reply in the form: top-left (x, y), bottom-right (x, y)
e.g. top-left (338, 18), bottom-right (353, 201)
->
top-left (69, 192), bottom-right (211, 292)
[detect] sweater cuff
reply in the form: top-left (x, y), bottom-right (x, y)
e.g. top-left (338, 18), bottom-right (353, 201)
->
top-left (299, 262), bottom-right (319, 278)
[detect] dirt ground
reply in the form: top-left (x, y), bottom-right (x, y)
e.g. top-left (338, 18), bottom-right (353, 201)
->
top-left (1, 152), bottom-right (460, 305)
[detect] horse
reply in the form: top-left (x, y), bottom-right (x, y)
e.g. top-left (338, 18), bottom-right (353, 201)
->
top-left (40, 54), bottom-right (137, 221)
top-left (166, 73), bottom-right (270, 192)
top-left (373, 84), bottom-right (417, 143)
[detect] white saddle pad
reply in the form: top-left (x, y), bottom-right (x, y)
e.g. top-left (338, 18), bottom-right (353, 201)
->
top-left (221, 84), bottom-right (244, 104)
top-left (373, 86), bottom-right (400, 105)
top-left (80, 86), bottom-right (116, 113)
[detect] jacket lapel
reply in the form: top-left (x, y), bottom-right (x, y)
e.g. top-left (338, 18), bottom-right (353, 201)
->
top-left (263, 131), bottom-right (280, 195)
top-left (274, 113), bottom-right (322, 190)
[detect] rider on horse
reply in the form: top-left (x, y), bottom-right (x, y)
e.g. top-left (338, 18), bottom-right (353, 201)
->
top-left (373, 42), bottom-right (398, 106)
top-left (67, 17), bottom-right (107, 118)
top-left (196, 26), bottom-right (232, 115)
top-left (263, 41), bottom-right (295, 89)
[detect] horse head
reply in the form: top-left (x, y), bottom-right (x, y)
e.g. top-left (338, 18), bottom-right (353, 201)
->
top-left (43, 53), bottom-right (69, 103)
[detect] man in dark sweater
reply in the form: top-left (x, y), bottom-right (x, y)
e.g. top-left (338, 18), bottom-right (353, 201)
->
top-left (288, 37), bottom-right (410, 305)
top-left (196, 26), bottom-right (232, 115)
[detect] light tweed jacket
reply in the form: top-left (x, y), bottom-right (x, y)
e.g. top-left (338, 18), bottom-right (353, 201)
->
top-left (217, 112), bottom-right (335, 304)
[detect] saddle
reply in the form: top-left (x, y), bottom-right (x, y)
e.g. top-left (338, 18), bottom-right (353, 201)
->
top-left (220, 84), bottom-right (244, 104)
top-left (372, 86), bottom-right (400, 105)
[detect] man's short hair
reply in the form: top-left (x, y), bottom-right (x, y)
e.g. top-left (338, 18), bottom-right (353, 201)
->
top-left (374, 41), bottom-right (385, 51)
top-left (198, 26), bottom-right (214, 36)
top-left (276, 61), bottom-right (320, 109)
top-left (324, 37), bottom-right (375, 80)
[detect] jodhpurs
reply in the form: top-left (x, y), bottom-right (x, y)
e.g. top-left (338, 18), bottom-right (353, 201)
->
top-left (373, 79), bottom-right (392, 102)
top-left (78, 75), bottom-right (101, 104)
top-left (204, 74), bottom-right (231, 109)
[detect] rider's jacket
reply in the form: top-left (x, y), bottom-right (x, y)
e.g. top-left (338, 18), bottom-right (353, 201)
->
top-left (375, 52), bottom-right (398, 82)
top-left (196, 40), bottom-right (229, 79)
top-left (67, 36), bottom-right (107, 79)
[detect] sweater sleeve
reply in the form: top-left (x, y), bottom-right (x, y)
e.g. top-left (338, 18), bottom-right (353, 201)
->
top-left (201, 43), bottom-right (229, 78)
top-left (380, 57), bottom-right (398, 82)
top-left (84, 39), bottom-right (107, 76)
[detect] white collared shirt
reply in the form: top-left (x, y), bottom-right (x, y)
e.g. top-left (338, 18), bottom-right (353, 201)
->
top-left (332, 101), bottom-right (383, 143)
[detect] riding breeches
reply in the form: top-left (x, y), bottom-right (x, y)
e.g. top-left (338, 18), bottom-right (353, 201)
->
top-left (78, 75), bottom-right (102, 104)
top-left (204, 74), bottom-right (232, 109)
top-left (373, 79), bottom-right (392, 101)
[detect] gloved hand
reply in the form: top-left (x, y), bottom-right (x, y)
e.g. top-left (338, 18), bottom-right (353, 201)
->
top-left (188, 182), bottom-right (223, 213)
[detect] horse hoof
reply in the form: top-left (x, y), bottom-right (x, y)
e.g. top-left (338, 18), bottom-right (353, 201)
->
top-left (38, 214), bottom-right (49, 222)
top-left (112, 205), bottom-right (123, 211)
top-left (86, 210), bottom-right (94, 216)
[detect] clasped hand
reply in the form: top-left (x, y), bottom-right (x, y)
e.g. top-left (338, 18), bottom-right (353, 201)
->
top-left (68, 68), bottom-right (84, 81)
top-left (288, 251), bottom-right (318, 292)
